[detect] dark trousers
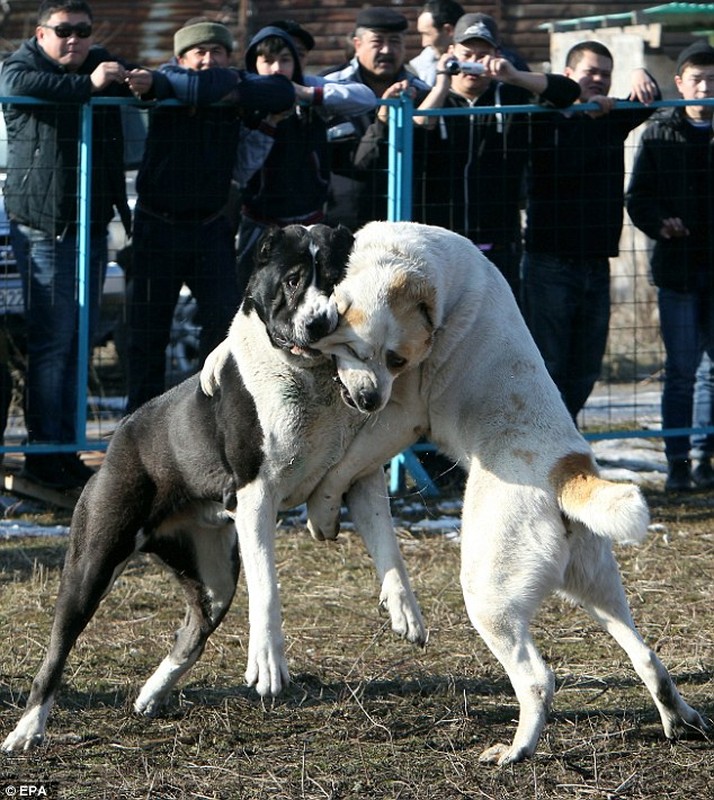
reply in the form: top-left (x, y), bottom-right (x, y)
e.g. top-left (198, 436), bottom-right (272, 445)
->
top-left (127, 208), bottom-right (240, 413)
top-left (523, 252), bottom-right (610, 421)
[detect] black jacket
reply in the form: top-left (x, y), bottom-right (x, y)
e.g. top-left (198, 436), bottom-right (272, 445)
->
top-left (137, 61), bottom-right (295, 219)
top-left (626, 107), bottom-right (714, 292)
top-left (0, 38), bottom-right (131, 237)
top-left (526, 95), bottom-right (659, 259)
top-left (413, 75), bottom-right (580, 246)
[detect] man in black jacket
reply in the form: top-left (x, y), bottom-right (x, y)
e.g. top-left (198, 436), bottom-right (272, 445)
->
top-left (412, 13), bottom-right (580, 301)
top-left (0, 0), bottom-right (153, 489)
top-left (522, 41), bottom-right (660, 421)
top-left (125, 18), bottom-right (295, 412)
top-left (626, 41), bottom-right (714, 491)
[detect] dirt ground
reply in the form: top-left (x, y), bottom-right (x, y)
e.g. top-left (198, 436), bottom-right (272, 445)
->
top-left (0, 484), bottom-right (712, 799)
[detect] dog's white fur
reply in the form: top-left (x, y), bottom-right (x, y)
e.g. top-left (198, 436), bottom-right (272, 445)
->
top-left (305, 221), bottom-right (707, 764)
top-left (202, 301), bottom-right (425, 701)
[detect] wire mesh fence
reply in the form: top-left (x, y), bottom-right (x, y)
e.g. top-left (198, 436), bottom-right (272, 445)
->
top-left (0, 95), bottom-right (710, 462)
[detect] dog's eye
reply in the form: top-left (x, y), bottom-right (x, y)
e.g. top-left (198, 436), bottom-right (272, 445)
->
top-left (386, 351), bottom-right (407, 371)
top-left (284, 272), bottom-right (301, 291)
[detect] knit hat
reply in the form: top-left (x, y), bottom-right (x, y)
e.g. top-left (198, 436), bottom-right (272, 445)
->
top-left (174, 21), bottom-right (234, 57)
top-left (676, 40), bottom-right (714, 75)
top-left (453, 13), bottom-right (499, 47)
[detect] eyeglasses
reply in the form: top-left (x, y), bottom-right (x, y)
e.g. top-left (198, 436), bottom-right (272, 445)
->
top-left (41, 23), bottom-right (93, 39)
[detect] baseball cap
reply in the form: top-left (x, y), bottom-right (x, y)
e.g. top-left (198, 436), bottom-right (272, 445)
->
top-left (676, 40), bottom-right (714, 75)
top-left (453, 13), bottom-right (499, 48)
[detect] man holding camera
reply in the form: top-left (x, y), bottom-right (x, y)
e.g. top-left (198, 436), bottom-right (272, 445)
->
top-left (412, 13), bottom-right (579, 301)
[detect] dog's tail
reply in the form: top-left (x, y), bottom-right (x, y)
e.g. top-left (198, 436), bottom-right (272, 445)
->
top-left (552, 452), bottom-right (650, 544)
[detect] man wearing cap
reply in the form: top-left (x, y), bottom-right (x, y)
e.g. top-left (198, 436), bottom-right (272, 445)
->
top-left (412, 12), bottom-right (580, 301)
top-left (322, 6), bottom-right (430, 229)
top-left (522, 41), bottom-right (660, 424)
top-left (409, 0), bottom-right (464, 85)
top-left (124, 17), bottom-right (295, 412)
top-left (626, 41), bottom-right (714, 491)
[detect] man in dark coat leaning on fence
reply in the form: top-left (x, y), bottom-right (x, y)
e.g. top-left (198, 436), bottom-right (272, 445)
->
top-left (124, 18), bottom-right (295, 413)
top-left (0, 0), bottom-right (153, 490)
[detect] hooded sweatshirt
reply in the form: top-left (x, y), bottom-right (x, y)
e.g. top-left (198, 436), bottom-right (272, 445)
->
top-left (241, 27), bottom-right (331, 224)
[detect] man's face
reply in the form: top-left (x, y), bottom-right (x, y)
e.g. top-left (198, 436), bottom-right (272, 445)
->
top-left (255, 47), bottom-right (295, 80)
top-left (36, 10), bottom-right (93, 72)
top-left (354, 29), bottom-right (405, 80)
top-left (450, 39), bottom-right (496, 98)
top-left (178, 43), bottom-right (230, 70)
top-left (565, 51), bottom-right (613, 100)
top-left (417, 12), bottom-right (451, 55)
top-left (676, 62), bottom-right (714, 120)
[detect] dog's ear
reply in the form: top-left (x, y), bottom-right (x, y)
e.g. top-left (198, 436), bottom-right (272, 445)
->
top-left (255, 225), bottom-right (285, 266)
top-left (331, 224), bottom-right (355, 265)
top-left (388, 272), bottom-right (437, 334)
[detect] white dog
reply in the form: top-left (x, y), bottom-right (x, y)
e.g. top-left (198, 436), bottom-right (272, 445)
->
top-left (305, 221), bottom-right (707, 765)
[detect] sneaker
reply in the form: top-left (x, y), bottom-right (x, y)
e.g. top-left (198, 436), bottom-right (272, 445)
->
top-left (692, 458), bottom-right (714, 490)
top-left (20, 454), bottom-right (84, 491)
top-left (665, 459), bottom-right (693, 492)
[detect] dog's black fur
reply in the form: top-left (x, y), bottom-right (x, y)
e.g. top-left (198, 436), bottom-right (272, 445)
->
top-left (2, 223), bottom-right (355, 751)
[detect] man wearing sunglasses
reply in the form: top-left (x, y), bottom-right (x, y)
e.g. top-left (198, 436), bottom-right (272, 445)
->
top-left (0, 0), bottom-right (153, 490)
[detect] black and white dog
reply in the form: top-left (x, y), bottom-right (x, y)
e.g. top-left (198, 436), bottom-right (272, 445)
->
top-left (2, 224), bottom-right (425, 752)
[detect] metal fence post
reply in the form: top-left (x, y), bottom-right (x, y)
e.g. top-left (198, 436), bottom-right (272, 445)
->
top-left (75, 102), bottom-right (92, 449)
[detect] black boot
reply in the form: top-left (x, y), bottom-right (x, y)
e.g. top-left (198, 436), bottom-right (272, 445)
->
top-left (665, 459), bottom-right (692, 492)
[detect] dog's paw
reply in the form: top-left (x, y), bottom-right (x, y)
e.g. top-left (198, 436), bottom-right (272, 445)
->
top-left (479, 742), bottom-right (517, 766)
top-left (380, 575), bottom-right (427, 646)
top-left (662, 702), bottom-right (710, 740)
top-left (133, 693), bottom-right (166, 718)
top-left (306, 493), bottom-right (342, 541)
top-left (245, 633), bottom-right (290, 697)
top-left (2, 712), bottom-right (46, 753)
top-left (200, 339), bottom-right (231, 396)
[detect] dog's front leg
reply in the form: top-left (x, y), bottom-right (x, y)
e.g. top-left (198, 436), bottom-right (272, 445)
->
top-left (307, 387), bottom-right (426, 541)
top-left (235, 483), bottom-right (289, 697)
top-left (347, 469), bottom-right (427, 646)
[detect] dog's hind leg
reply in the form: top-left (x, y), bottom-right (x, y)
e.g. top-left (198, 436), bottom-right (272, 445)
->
top-left (134, 511), bottom-right (239, 716)
top-left (561, 529), bottom-right (708, 740)
top-left (459, 483), bottom-right (565, 766)
top-left (2, 485), bottom-right (143, 752)
top-left (347, 469), bottom-right (427, 646)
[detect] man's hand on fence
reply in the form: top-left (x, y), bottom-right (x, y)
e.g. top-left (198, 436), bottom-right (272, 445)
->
top-left (126, 69), bottom-right (154, 99)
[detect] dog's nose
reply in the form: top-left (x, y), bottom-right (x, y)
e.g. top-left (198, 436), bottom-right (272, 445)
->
top-left (305, 314), bottom-right (335, 341)
top-left (357, 388), bottom-right (382, 413)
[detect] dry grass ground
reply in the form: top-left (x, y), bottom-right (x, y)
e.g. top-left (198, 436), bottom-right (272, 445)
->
top-left (0, 487), bottom-right (712, 799)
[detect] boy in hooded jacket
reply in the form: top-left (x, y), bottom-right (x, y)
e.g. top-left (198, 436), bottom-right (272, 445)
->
top-left (236, 26), bottom-right (376, 292)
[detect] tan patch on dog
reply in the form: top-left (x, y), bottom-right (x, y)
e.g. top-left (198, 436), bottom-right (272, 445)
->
top-left (386, 270), bottom-right (436, 365)
top-left (512, 448), bottom-right (536, 465)
top-left (550, 452), bottom-right (601, 507)
top-left (342, 305), bottom-right (366, 328)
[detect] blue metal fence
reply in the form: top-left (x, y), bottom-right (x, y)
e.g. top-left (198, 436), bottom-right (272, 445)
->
top-left (1, 94), bottom-right (712, 468)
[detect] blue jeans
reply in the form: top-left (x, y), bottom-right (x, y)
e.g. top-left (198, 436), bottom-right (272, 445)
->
top-left (10, 222), bottom-right (107, 444)
top-left (522, 252), bottom-right (610, 420)
top-left (658, 287), bottom-right (714, 462)
top-left (692, 353), bottom-right (714, 459)
top-left (127, 208), bottom-right (240, 412)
